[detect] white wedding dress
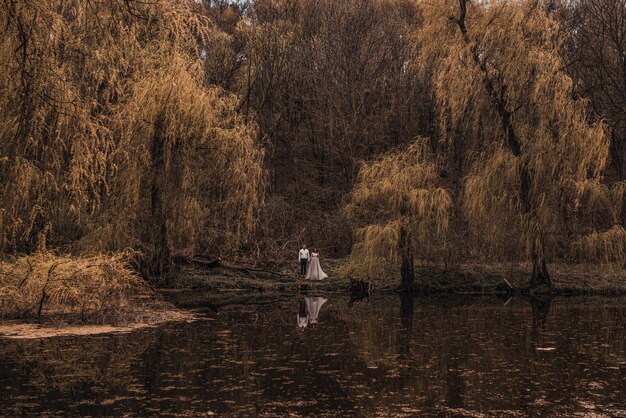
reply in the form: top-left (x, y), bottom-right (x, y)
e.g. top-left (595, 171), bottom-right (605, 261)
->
top-left (305, 253), bottom-right (328, 280)
top-left (305, 297), bottom-right (327, 324)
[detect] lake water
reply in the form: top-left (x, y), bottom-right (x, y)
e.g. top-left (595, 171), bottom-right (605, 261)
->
top-left (0, 295), bottom-right (624, 416)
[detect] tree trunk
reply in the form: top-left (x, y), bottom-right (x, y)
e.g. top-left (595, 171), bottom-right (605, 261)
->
top-left (399, 226), bottom-right (415, 293)
top-left (522, 168), bottom-right (552, 291)
top-left (620, 190), bottom-right (626, 260)
top-left (456, 0), bottom-right (553, 291)
top-left (147, 114), bottom-right (171, 280)
top-left (529, 236), bottom-right (551, 291)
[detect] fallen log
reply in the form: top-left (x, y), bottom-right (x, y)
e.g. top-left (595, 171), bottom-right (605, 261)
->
top-left (174, 256), bottom-right (222, 268)
top-left (175, 254), bottom-right (290, 277)
top-left (221, 262), bottom-right (290, 278)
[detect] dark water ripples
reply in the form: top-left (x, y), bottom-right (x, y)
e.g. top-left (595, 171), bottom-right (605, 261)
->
top-left (0, 295), bottom-right (624, 416)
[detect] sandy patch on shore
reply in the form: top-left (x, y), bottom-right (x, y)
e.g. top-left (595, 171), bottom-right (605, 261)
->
top-left (0, 309), bottom-right (198, 339)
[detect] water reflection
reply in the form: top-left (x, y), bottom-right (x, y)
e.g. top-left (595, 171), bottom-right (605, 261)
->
top-left (298, 297), bottom-right (328, 327)
top-left (0, 295), bottom-right (624, 416)
top-left (529, 295), bottom-right (552, 350)
top-left (398, 293), bottom-right (413, 359)
top-left (298, 298), bottom-right (308, 328)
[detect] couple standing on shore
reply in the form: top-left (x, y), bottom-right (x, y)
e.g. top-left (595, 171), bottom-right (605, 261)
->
top-left (298, 244), bottom-right (328, 280)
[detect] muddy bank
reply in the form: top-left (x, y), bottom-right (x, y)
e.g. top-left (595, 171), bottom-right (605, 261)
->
top-left (0, 309), bottom-right (196, 339)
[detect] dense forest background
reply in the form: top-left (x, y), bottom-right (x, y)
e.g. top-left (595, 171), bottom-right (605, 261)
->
top-left (1, 0), bottom-right (625, 289)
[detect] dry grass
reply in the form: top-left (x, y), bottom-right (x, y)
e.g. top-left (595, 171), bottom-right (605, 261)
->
top-left (0, 252), bottom-right (169, 324)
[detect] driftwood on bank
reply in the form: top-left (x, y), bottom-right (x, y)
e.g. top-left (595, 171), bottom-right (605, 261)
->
top-left (223, 263), bottom-right (291, 279)
top-left (174, 255), bottom-right (289, 278)
top-left (173, 255), bottom-right (222, 268)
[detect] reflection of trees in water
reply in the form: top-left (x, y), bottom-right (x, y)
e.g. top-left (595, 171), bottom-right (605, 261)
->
top-left (0, 297), bottom-right (624, 416)
top-left (529, 295), bottom-right (552, 349)
top-left (518, 295), bottom-right (553, 413)
top-left (0, 331), bottom-right (158, 415)
top-left (398, 294), bottom-right (413, 359)
top-left (214, 300), bottom-right (364, 415)
top-left (337, 296), bottom-right (626, 414)
top-left (519, 295), bottom-right (626, 414)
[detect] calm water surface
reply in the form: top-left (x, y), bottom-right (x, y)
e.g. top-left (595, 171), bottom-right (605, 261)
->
top-left (0, 295), bottom-right (624, 416)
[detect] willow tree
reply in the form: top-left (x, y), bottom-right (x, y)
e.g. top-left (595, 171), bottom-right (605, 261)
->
top-left (0, 0), bottom-right (115, 252)
top-left (0, 1), bottom-right (265, 277)
top-left (107, 57), bottom-right (265, 277)
top-left (417, 0), bottom-right (609, 290)
top-left (344, 139), bottom-right (452, 292)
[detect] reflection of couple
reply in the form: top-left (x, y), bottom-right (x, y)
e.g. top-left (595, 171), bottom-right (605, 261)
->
top-left (297, 297), bottom-right (328, 328)
top-left (298, 244), bottom-right (328, 280)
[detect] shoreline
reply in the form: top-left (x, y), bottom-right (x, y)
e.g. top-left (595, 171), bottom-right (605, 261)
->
top-left (0, 308), bottom-right (197, 339)
top-left (2, 260), bottom-right (624, 339)
top-left (172, 261), bottom-right (626, 296)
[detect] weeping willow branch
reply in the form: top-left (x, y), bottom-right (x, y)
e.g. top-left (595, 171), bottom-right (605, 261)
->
top-left (417, 0), bottom-right (610, 288)
top-left (0, 1), bottom-right (265, 275)
top-left (0, 252), bottom-right (156, 322)
top-left (344, 138), bottom-right (452, 287)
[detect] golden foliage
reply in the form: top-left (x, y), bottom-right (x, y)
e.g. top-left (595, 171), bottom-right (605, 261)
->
top-left (570, 181), bottom-right (626, 264)
top-left (577, 181), bottom-right (626, 228)
top-left (100, 54), bottom-right (264, 257)
top-left (0, 252), bottom-right (156, 322)
top-left (0, 1), bottom-right (265, 265)
top-left (417, 0), bottom-right (610, 263)
top-left (572, 226), bottom-right (626, 264)
top-left (344, 138), bottom-right (452, 278)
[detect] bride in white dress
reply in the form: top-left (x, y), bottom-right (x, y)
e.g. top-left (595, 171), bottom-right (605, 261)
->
top-left (297, 297), bottom-right (328, 327)
top-left (305, 249), bottom-right (328, 280)
top-left (305, 296), bottom-right (327, 324)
